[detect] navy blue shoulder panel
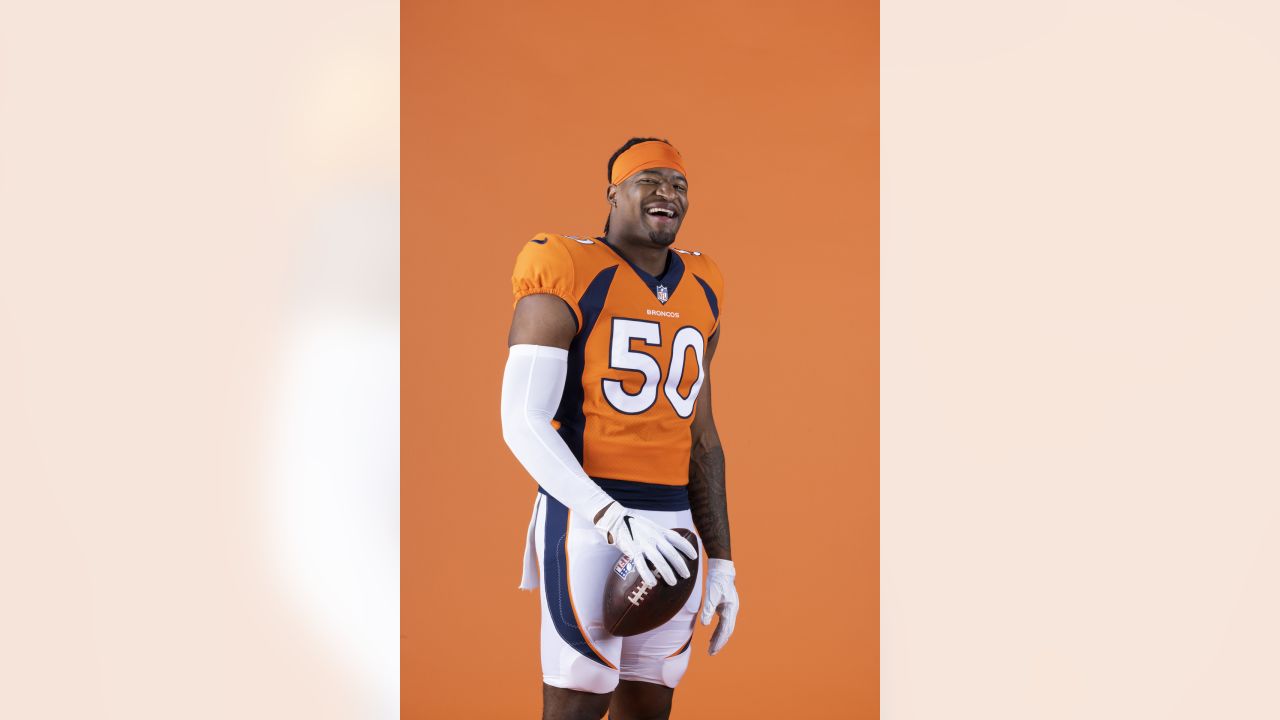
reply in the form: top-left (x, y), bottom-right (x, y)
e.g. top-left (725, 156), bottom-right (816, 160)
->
top-left (555, 265), bottom-right (618, 462)
top-left (693, 273), bottom-right (719, 321)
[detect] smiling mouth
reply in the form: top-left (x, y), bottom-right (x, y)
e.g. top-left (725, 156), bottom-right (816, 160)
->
top-left (645, 208), bottom-right (678, 221)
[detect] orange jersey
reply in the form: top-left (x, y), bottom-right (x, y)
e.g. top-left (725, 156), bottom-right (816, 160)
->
top-left (512, 232), bottom-right (724, 487)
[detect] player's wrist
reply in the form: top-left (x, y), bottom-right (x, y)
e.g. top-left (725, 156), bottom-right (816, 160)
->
top-left (707, 558), bottom-right (735, 576)
top-left (593, 501), bottom-right (627, 544)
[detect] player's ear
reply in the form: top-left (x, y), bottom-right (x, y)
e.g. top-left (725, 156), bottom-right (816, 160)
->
top-left (606, 184), bottom-right (618, 206)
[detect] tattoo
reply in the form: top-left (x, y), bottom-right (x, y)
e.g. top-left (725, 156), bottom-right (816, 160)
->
top-left (688, 442), bottom-right (731, 560)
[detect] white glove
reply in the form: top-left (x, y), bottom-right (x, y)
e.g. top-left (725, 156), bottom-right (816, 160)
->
top-left (700, 558), bottom-right (738, 655)
top-left (594, 502), bottom-right (699, 587)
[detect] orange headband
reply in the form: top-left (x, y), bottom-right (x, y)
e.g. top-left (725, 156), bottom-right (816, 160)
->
top-left (610, 141), bottom-right (687, 186)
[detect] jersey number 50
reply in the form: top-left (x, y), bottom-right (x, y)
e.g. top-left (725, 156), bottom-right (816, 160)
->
top-left (602, 318), bottom-right (705, 418)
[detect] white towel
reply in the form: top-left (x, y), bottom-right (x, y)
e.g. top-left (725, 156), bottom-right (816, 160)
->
top-left (518, 494), bottom-right (542, 590)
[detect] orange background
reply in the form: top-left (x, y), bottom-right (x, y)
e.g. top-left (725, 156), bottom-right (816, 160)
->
top-left (403, 1), bottom-right (878, 716)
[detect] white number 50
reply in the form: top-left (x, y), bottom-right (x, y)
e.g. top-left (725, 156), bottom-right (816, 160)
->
top-left (601, 318), bottom-right (705, 418)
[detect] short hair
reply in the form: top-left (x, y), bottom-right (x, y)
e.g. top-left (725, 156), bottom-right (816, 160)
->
top-left (603, 137), bottom-right (672, 235)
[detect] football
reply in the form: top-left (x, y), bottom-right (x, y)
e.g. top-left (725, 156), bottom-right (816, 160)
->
top-left (603, 528), bottom-right (700, 637)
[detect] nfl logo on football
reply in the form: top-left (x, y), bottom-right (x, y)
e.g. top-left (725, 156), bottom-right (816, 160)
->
top-left (656, 284), bottom-right (669, 304)
top-left (613, 555), bottom-right (635, 580)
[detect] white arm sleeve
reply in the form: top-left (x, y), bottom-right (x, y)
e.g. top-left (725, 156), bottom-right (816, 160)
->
top-left (501, 344), bottom-right (615, 521)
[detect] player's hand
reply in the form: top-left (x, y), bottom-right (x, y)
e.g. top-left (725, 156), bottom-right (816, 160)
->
top-left (594, 502), bottom-right (698, 587)
top-left (700, 558), bottom-right (738, 655)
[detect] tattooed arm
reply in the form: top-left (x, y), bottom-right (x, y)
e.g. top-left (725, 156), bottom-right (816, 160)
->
top-left (688, 328), bottom-right (731, 560)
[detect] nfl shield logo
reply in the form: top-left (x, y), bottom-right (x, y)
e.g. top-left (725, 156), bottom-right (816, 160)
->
top-left (656, 284), bottom-right (669, 304)
top-left (614, 555), bottom-right (635, 580)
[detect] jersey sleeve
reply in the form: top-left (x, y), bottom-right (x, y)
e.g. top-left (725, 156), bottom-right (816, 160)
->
top-left (511, 235), bottom-right (583, 329)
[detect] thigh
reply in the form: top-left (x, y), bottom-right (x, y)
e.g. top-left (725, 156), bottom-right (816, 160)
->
top-left (536, 492), bottom-right (624, 694)
top-left (607, 680), bottom-right (674, 720)
top-left (543, 683), bottom-right (612, 720)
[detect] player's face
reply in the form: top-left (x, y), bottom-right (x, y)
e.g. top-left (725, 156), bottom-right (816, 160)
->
top-left (610, 167), bottom-right (689, 247)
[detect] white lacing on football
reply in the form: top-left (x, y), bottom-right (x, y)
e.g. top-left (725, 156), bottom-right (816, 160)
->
top-left (627, 583), bottom-right (652, 606)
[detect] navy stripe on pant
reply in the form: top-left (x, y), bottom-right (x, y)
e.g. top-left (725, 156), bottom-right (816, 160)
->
top-left (541, 493), bottom-right (612, 667)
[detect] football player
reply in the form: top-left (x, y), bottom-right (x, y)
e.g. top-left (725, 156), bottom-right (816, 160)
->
top-left (501, 138), bottom-right (739, 720)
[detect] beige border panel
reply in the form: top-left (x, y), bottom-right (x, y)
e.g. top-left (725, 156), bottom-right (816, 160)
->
top-left (883, 1), bottom-right (1280, 717)
top-left (0, 2), bottom-right (398, 718)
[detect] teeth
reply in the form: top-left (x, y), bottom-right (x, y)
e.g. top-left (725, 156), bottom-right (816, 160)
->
top-left (647, 208), bottom-right (675, 217)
